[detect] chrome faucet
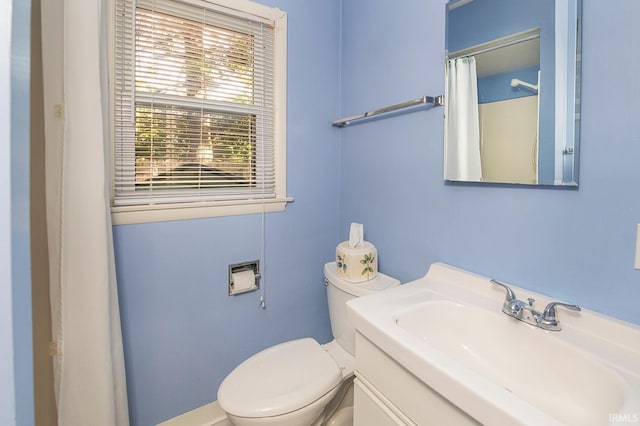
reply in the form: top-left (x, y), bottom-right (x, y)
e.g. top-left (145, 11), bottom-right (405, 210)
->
top-left (490, 279), bottom-right (580, 331)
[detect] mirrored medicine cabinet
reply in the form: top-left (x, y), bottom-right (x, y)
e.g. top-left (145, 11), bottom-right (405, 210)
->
top-left (444, 0), bottom-right (582, 186)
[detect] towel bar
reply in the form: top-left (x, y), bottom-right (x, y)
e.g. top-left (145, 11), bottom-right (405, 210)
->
top-left (332, 95), bottom-right (444, 128)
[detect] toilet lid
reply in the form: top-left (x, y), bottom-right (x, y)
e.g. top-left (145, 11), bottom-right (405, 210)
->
top-left (217, 338), bottom-right (343, 418)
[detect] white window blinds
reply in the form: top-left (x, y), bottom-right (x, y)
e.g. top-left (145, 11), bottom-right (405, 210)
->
top-left (113, 0), bottom-right (276, 207)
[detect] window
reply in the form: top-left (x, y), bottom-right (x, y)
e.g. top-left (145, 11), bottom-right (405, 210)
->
top-left (112, 0), bottom-right (288, 224)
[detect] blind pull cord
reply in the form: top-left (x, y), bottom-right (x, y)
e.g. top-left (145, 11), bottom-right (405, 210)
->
top-left (259, 20), bottom-right (267, 310)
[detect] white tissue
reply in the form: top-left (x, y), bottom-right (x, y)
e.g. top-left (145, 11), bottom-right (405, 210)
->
top-left (349, 222), bottom-right (364, 248)
top-left (231, 270), bottom-right (256, 293)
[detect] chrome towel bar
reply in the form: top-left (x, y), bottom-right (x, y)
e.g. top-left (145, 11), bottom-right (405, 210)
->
top-left (332, 95), bottom-right (444, 128)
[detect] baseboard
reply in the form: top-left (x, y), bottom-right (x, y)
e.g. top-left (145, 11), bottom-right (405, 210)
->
top-left (156, 401), bottom-right (232, 426)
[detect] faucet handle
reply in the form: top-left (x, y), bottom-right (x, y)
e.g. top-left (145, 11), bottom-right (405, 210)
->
top-left (490, 279), bottom-right (516, 303)
top-left (538, 302), bottom-right (581, 331)
top-left (542, 302), bottom-right (581, 320)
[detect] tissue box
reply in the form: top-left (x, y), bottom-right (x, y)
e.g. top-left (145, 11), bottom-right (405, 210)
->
top-left (335, 241), bottom-right (378, 282)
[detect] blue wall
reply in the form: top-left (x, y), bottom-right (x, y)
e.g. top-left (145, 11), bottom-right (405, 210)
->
top-left (447, 0), bottom-right (556, 183)
top-left (10, 0), bottom-right (34, 424)
top-left (1, 0), bottom-right (16, 423)
top-left (115, 1), bottom-right (640, 424)
top-left (446, 0), bottom-right (554, 53)
top-left (477, 65), bottom-right (538, 104)
top-left (340, 0), bottom-right (640, 330)
top-left (113, 0), bottom-right (341, 424)
top-left (0, 0), bottom-right (34, 423)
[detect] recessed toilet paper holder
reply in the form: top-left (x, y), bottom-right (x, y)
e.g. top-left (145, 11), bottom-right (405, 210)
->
top-left (228, 260), bottom-right (261, 295)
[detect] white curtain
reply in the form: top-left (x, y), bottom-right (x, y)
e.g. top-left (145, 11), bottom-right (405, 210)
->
top-left (43, 0), bottom-right (130, 424)
top-left (444, 57), bottom-right (482, 181)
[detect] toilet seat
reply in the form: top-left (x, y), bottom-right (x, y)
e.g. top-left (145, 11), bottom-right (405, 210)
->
top-left (218, 338), bottom-right (343, 419)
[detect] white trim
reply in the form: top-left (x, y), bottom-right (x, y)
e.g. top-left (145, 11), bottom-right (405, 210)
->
top-left (109, 0), bottom-right (288, 220)
top-left (112, 197), bottom-right (293, 225)
top-left (273, 11), bottom-right (287, 199)
top-left (447, 0), bottom-right (474, 11)
top-left (156, 400), bottom-right (231, 426)
top-left (197, 0), bottom-right (285, 23)
top-left (447, 27), bottom-right (540, 60)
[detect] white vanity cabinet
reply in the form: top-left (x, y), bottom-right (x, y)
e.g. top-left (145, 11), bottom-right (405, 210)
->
top-left (354, 379), bottom-right (410, 426)
top-left (353, 332), bottom-right (479, 426)
top-left (348, 263), bottom-right (640, 425)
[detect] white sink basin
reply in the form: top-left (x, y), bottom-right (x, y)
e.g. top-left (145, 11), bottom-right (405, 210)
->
top-left (348, 263), bottom-right (640, 425)
top-left (396, 300), bottom-right (629, 425)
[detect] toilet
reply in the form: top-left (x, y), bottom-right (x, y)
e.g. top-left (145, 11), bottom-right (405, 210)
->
top-left (217, 261), bottom-right (400, 426)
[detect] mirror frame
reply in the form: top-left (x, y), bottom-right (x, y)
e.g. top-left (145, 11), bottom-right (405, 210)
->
top-left (444, 0), bottom-right (582, 187)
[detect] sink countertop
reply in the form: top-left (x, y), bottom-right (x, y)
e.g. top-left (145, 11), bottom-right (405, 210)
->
top-left (347, 262), bottom-right (640, 426)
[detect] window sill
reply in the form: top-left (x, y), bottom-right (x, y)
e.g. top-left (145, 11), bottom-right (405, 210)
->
top-left (111, 197), bottom-right (293, 225)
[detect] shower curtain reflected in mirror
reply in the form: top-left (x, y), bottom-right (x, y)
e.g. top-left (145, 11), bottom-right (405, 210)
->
top-left (444, 57), bottom-right (482, 181)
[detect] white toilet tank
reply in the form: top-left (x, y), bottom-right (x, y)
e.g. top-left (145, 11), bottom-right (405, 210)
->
top-left (324, 262), bottom-right (400, 355)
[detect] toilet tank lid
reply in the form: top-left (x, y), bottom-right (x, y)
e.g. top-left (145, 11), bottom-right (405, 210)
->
top-left (324, 262), bottom-right (400, 296)
top-left (217, 338), bottom-right (342, 418)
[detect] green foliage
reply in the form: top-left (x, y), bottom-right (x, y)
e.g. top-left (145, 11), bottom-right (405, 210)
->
top-left (360, 253), bottom-right (375, 275)
top-left (133, 8), bottom-right (260, 187)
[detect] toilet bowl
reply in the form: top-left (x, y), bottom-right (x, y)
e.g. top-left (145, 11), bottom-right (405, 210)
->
top-left (217, 262), bottom-right (399, 426)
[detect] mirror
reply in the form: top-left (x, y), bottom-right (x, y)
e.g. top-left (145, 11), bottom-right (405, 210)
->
top-left (444, 0), bottom-right (582, 186)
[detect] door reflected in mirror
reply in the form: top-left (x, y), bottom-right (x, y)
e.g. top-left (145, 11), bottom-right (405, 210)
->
top-left (444, 0), bottom-right (581, 186)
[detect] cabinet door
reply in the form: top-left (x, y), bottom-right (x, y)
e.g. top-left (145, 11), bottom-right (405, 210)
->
top-left (354, 379), bottom-right (412, 426)
top-left (356, 333), bottom-right (479, 426)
